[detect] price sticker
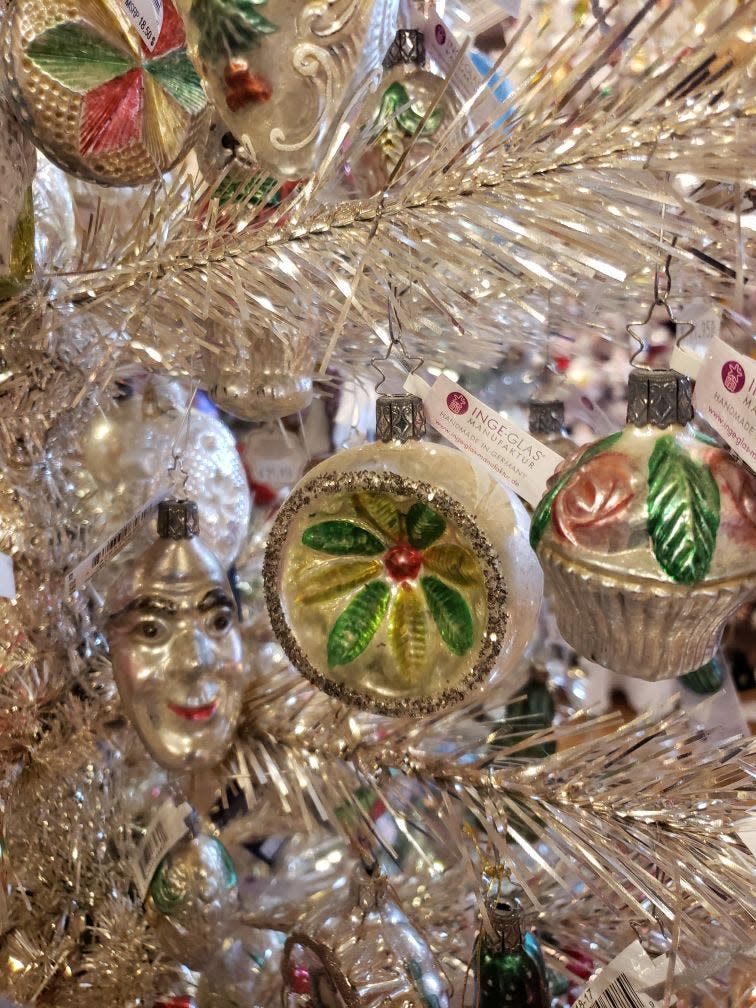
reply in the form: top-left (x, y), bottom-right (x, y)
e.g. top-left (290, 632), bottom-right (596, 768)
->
top-left (133, 799), bottom-right (192, 901)
top-left (0, 552), bottom-right (15, 600)
top-left (120, 0), bottom-right (163, 52)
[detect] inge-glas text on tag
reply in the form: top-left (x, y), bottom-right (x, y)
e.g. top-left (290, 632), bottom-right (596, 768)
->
top-left (120, 0), bottom-right (163, 51)
top-left (423, 18), bottom-right (503, 122)
top-left (692, 335), bottom-right (756, 471)
top-left (133, 799), bottom-right (192, 901)
top-left (405, 374), bottom-right (563, 506)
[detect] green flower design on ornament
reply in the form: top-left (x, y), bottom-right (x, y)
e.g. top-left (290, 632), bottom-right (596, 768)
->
top-left (296, 493), bottom-right (483, 680)
top-left (375, 82), bottom-right (446, 137)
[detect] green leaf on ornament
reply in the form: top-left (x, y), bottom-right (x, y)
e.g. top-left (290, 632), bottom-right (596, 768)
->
top-left (376, 82), bottom-right (446, 137)
top-left (679, 658), bottom-right (724, 695)
top-left (387, 584), bottom-right (428, 682)
top-left (189, 0), bottom-right (278, 64)
top-left (295, 558), bottom-right (383, 605)
top-left (327, 580), bottom-right (390, 666)
top-left (406, 502), bottom-right (446, 549)
top-left (647, 434), bottom-right (720, 584)
top-left (302, 520), bottom-right (385, 556)
top-left (420, 575), bottom-right (474, 656)
top-left (146, 51), bottom-right (206, 115)
top-left (26, 22), bottom-right (133, 93)
top-left (422, 543), bottom-right (480, 586)
top-left (353, 492), bottom-right (402, 542)
top-left (529, 430), bottom-right (624, 550)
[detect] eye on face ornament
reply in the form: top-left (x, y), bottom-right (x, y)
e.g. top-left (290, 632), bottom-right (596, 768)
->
top-left (107, 498), bottom-right (246, 773)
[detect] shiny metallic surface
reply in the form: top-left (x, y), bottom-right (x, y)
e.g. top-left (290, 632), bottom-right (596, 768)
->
top-left (146, 833), bottom-right (239, 971)
top-left (177, 0), bottom-right (399, 179)
top-left (107, 533), bottom-right (246, 772)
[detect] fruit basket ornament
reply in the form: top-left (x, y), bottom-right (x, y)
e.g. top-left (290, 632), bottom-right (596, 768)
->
top-left (531, 288), bottom-right (756, 680)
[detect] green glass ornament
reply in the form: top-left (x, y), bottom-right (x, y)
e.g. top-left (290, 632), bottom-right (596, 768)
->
top-left (474, 897), bottom-right (550, 1008)
top-left (679, 654), bottom-right (725, 695)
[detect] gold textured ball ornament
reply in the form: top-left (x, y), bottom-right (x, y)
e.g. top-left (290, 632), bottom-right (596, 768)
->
top-left (264, 393), bottom-right (543, 716)
top-left (1, 0), bottom-right (208, 186)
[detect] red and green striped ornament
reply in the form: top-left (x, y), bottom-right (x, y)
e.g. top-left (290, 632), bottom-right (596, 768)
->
top-left (2, 0), bottom-right (207, 186)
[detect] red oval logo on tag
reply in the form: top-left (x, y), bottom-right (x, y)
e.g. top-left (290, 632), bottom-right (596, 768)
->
top-left (721, 360), bottom-right (745, 393)
top-left (446, 391), bottom-right (468, 415)
top-left (435, 23), bottom-right (446, 44)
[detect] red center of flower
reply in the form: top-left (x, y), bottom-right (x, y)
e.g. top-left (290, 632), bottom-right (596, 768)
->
top-left (384, 543), bottom-right (423, 582)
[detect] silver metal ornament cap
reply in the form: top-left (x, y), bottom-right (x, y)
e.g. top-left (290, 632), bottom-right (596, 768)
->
top-left (383, 28), bottom-right (426, 68)
top-left (375, 392), bottom-right (427, 443)
top-left (486, 897), bottom-right (524, 953)
top-left (626, 368), bottom-right (693, 429)
top-left (157, 498), bottom-right (200, 540)
top-left (528, 399), bottom-right (565, 436)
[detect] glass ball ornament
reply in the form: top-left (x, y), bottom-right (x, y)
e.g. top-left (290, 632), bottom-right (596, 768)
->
top-left (1, 0), bottom-right (208, 186)
top-left (81, 373), bottom-right (250, 569)
top-left (528, 399), bottom-right (577, 460)
top-left (175, 0), bottom-right (399, 179)
top-left (531, 369), bottom-right (756, 680)
top-left (264, 392), bottom-right (543, 715)
top-left (146, 830), bottom-right (239, 972)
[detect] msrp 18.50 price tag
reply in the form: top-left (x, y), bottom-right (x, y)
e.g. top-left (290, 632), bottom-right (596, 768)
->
top-left (121, 0), bottom-right (163, 52)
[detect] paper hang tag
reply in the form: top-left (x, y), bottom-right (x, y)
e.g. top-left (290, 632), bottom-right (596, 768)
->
top-left (120, 0), bottom-right (163, 51)
top-left (573, 941), bottom-right (684, 1008)
top-left (65, 488), bottom-right (169, 594)
top-left (0, 552), bottom-right (15, 600)
top-left (692, 335), bottom-right (756, 471)
top-left (133, 799), bottom-right (192, 901)
top-left (423, 18), bottom-right (503, 122)
top-left (404, 374), bottom-right (563, 507)
top-left (242, 429), bottom-right (307, 491)
top-left (670, 298), bottom-right (721, 379)
top-left (736, 817), bottom-right (756, 858)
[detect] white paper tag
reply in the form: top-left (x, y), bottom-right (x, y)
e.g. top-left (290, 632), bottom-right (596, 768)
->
top-left (65, 488), bottom-right (169, 594)
top-left (243, 429), bottom-right (306, 490)
top-left (692, 335), bottom-right (756, 470)
top-left (0, 552), bottom-right (15, 600)
top-left (405, 374), bottom-right (562, 506)
top-left (133, 799), bottom-right (192, 901)
top-left (736, 817), bottom-right (756, 858)
top-left (574, 940), bottom-right (683, 1008)
top-left (424, 18), bottom-right (502, 122)
top-left (121, 0), bottom-right (163, 52)
top-left (670, 299), bottom-right (721, 379)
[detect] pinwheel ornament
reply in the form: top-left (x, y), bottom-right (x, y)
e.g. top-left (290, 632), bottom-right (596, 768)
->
top-left (2, 0), bottom-right (207, 186)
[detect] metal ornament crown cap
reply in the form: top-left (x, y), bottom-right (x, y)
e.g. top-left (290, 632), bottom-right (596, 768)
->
top-left (375, 392), bottom-right (427, 443)
top-left (626, 368), bottom-right (693, 429)
top-left (157, 498), bottom-right (200, 540)
top-left (528, 399), bottom-right (565, 436)
top-left (486, 898), bottom-right (525, 953)
top-left (383, 28), bottom-right (426, 68)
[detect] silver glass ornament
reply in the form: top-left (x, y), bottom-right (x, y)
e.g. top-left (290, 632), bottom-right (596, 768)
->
top-left (176, 0), bottom-right (400, 179)
top-left (146, 830), bottom-right (239, 971)
top-left (107, 499), bottom-right (247, 773)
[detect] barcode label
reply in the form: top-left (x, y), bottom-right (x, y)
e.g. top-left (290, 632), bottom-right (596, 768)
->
top-left (575, 974), bottom-right (656, 1008)
top-left (133, 799), bottom-right (192, 900)
top-left (65, 488), bottom-right (169, 594)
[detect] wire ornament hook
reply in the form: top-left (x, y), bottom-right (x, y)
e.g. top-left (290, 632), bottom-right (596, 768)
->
top-left (626, 236), bottom-right (694, 370)
top-left (370, 285), bottom-right (425, 393)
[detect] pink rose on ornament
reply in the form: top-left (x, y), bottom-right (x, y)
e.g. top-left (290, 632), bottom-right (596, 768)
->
top-left (708, 453), bottom-right (756, 544)
top-left (553, 451), bottom-right (636, 551)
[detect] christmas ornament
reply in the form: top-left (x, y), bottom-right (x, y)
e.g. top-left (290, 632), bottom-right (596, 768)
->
top-left (106, 498), bottom-right (247, 773)
top-left (176, 0), bottom-right (399, 179)
top-left (264, 389), bottom-right (542, 715)
top-left (205, 313), bottom-right (314, 422)
top-left (473, 885), bottom-right (549, 1008)
top-left (679, 653), bottom-right (725, 695)
top-left (146, 829), bottom-right (239, 970)
top-left (0, 56), bottom-right (35, 300)
top-left (528, 399), bottom-right (576, 460)
top-left (532, 368), bottom-right (756, 679)
top-left (81, 374), bottom-right (250, 569)
top-left (282, 864), bottom-right (450, 1007)
top-left (501, 664), bottom-right (556, 759)
top-left (351, 27), bottom-right (461, 197)
top-left (1, 0), bottom-right (208, 186)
